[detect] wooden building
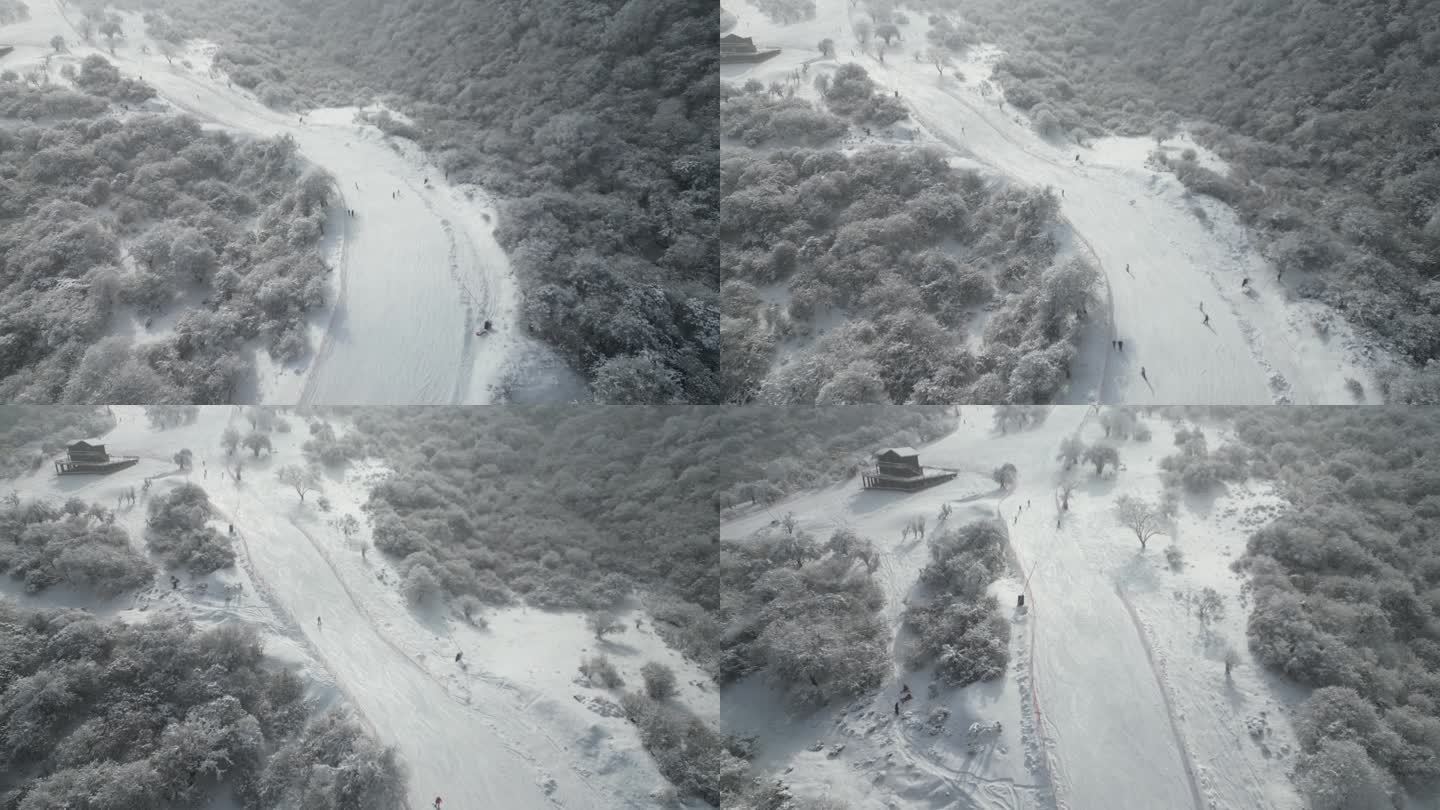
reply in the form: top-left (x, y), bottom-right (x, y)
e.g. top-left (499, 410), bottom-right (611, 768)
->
top-left (54, 441), bottom-right (138, 475)
top-left (720, 33), bottom-right (780, 64)
top-left (862, 447), bottom-right (958, 491)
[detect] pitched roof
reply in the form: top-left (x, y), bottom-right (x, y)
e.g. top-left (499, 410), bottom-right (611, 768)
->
top-left (876, 446), bottom-right (919, 458)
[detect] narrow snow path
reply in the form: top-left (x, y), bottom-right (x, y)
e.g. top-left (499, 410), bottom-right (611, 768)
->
top-left (15, 0), bottom-right (519, 404)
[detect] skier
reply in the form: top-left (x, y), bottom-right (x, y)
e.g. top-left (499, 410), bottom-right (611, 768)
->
top-left (455, 652), bottom-right (463, 663)
top-left (894, 702), bottom-right (900, 716)
top-left (1117, 340), bottom-right (1124, 351)
top-left (228, 523), bottom-right (234, 535)
top-left (434, 798), bottom-right (443, 809)
top-left (1202, 313), bottom-right (1210, 326)
top-left (1075, 154), bottom-right (1080, 162)
top-left (1241, 277), bottom-right (1250, 288)
top-left (1125, 263), bottom-right (1132, 275)
top-left (1140, 367), bottom-right (1148, 381)
top-left (317, 616), bottom-right (322, 629)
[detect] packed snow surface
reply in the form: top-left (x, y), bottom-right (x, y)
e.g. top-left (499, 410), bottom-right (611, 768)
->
top-left (723, 0), bottom-right (1384, 405)
top-left (721, 406), bottom-right (1306, 810)
top-left (5, 406), bottom-right (712, 809)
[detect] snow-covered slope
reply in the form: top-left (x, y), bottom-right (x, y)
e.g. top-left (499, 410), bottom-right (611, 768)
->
top-left (722, 0), bottom-right (1383, 405)
top-left (721, 406), bottom-right (1305, 810)
top-left (4, 0), bottom-right (530, 404)
top-left (4, 406), bottom-right (710, 809)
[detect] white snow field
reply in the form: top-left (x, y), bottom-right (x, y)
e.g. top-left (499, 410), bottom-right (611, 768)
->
top-left (4, 406), bottom-right (712, 809)
top-left (720, 406), bottom-right (1306, 810)
top-left (722, 0), bottom-right (1385, 405)
top-left (2, 0), bottom-right (540, 405)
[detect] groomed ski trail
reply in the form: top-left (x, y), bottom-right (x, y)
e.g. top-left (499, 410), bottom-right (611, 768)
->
top-left (31, 0), bottom-right (518, 404)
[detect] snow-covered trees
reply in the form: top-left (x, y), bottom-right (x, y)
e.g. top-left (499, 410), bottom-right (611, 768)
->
top-left (402, 563), bottom-right (440, 605)
top-left (0, 603), bottom-right (396, 809)
top-left (0, 111), bottom-right (334, 402)
top-left (992, 462), bottom-right (1018, 491)
top-left (276, 464), bottom-right (320, 502)
top-left (221, 426), bottom-right (241, 456)
top-left (0, 497), bottom-right (153, 596)
top-left (173, 448), bottom-right (193, 470)
top-left (1084, 444), bottom-right (1119, 475)
top-left (723, 534), bottom-right (889, 705)
top-left (641, 661), bottom-right (678, 700)
top-left (818, 37), bottom-right (835, 57)
top-left (1113, 494), bottom-right (1164, 550)
top-left (820, 63), bottom-right (906, 125)
top-left (1295, 739), bottom-right (1395, 810)
top-left (243, 431), bottom-right (272, 457)
top-left (721, 140), bottom-right (1088, 404)
top-left (146, 405), bottom-right (199, 430)
top-left (1056, 435), bottom-right (1086, 469)
top-left (905, 520), bottom-right (1011, 685)
top-left (49, 35), bottom-right (64, 52)
top-left (145, 483), bottom-right (235, 573)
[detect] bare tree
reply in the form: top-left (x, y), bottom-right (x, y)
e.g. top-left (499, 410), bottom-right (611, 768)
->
top-left (159, 39), bottom-right (180, 65)
top-left (1059, 475), bottom-right (1079, 511)
top-left (857, 539), bottom-right (882, 575)
top-left (277, 465), bottom-right (320, 502)
top-left (781, 511), bottom-right (798, 536)
top-left (1114, 495), bottom-right (1164, 550)
top-left (586, 610), bottom-right (625, 641)
top-left (927, 48), bottom-right (955, 76)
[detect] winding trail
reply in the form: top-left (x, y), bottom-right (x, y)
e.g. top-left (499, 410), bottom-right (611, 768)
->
top-left (14, 0), bottom-right (519, 404)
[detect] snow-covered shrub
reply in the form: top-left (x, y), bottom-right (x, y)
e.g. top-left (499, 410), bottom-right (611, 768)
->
top-left (1164, 544), bottom-right (1184, 571)
top-left (145, 483), bottom-right (235, 574)
top-left (580, 654), bottom-right (624, 688)
top-left (641, 661), bottom-right (678, 701)
top-left (905, 596), bottom-right (1011, 686)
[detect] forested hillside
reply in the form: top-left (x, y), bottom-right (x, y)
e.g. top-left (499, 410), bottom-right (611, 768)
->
top-left (0, 80), bottom-right (335, 404)
top-left (1226, 408), bottom-right (1440, 805)
top-left (721, 111), bottom-right (1097, 404)
top-left (124, 0), bottom-right (719, 402)
top-left (933, 0), bottom-right (1440, 391)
